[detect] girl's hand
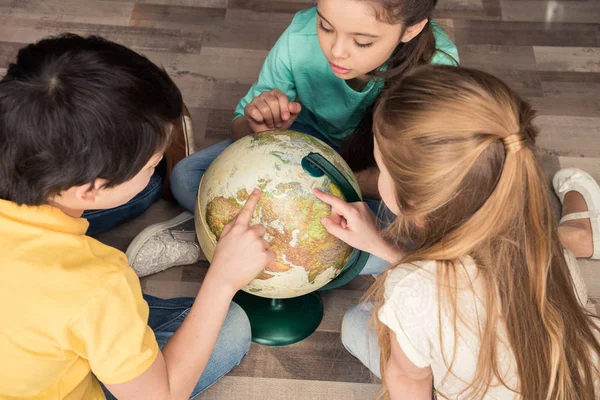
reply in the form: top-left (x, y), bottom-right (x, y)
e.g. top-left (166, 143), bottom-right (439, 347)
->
top-left (313, 188), bottom-right (404, 263)
top-left (244, 89), bottom-right (302, 133)
top-left (209, 189), bottom-right (275, 293)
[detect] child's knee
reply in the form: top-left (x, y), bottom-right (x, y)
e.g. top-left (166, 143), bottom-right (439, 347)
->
top-left (341, 304), bottom-right (363, 355)
top-left (225, 302), bottom-right (252, 359)
top-left (169, 159), bottom-right (198, 212)
top-left (170, 157), bottom-right (194, 192)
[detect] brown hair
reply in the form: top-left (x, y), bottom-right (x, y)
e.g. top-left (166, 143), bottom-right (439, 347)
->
top-left (340, 0), bottom-right (454, 171)
top-left (369, 65), bottom-right (600, 399)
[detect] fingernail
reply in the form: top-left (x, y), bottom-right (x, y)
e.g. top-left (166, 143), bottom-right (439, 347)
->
top-left (283, 113), bottom-right (289, 120)
top-left (253, 188), bottom-right (260, 194)
top-left (276, 124), bottom-right (282, 129)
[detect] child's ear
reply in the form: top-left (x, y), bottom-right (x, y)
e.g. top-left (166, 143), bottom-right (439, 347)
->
top-left (400, 18), bottom-right (428, 43)
top-left (75, 180), bottom-right (101, 203)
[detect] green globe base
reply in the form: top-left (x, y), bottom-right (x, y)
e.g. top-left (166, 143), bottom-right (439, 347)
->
top-left (233, 290), bottom-right (324, 346)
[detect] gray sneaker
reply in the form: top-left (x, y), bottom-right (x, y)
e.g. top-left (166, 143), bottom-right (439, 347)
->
top-left (126, 212), bottom-right (201, 277)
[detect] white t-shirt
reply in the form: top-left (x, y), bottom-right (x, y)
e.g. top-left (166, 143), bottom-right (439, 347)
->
top-left (378, 257), bottom-right (521, 399)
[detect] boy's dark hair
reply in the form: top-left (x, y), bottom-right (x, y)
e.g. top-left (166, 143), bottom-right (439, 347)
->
top-left (0, 33), bottom-right (182, 206)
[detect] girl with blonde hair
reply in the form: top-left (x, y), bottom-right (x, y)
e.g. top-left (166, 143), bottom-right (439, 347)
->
top-left (315, 65), bottom-right (600, 399)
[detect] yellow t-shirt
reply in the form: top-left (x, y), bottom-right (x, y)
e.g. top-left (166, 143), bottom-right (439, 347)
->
top-left (0, 200), bottom-right (159, 399)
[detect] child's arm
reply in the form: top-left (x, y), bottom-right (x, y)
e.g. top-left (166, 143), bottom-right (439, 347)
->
top-left (232, 115), bottom-right (255, 141)
top-left (354, 167), bottom-right (381, 200)
top-left (386, 331), bottom-right (434, 400)
top-left (105, 275), bottom-right (237, 400)
top-left (231, 91), bottom-right (302, 141)
top-left (312, 189), bottom-right (404, 262)
top-left (231, 25), bottom-right (299, 141)
top-left (105, 190), bottom-right (273, 400)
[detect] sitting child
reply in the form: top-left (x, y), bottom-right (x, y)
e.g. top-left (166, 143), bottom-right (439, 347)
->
top-left (0, 34), bottom-right (272, 400)
top-left (316, 65), bottom-right (600, 398)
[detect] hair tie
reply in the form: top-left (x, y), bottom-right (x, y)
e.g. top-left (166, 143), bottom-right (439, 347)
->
top-left (503, 134), bottom-right (526, 154)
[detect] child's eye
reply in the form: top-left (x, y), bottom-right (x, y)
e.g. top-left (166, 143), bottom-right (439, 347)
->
top-left (319, 20), bottom-right (333, 33)
top-left (355, 41), bottom-right (373, 48)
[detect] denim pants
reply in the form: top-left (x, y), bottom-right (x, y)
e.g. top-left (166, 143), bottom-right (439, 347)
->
top-left (170, 122), bottom-right (390, 276)
top-left (340, 302), bottom-right (381, 377)
top-left (102, 295), bottom-right (252, 399)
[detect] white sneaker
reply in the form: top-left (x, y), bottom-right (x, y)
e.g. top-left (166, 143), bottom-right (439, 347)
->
top-left (126, 212), bottom-right (201, 277)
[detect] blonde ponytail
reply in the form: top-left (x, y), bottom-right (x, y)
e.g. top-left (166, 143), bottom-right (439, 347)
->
top-left (367, 65), bottom-right (600, 400)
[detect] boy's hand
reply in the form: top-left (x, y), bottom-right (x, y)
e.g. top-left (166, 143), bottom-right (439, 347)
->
top-left (209, 189), bottom-right (275, 293)
top-left (244, 89), bottom-right (301, 133)
top-left (313, 189), bottom-right (404, 263)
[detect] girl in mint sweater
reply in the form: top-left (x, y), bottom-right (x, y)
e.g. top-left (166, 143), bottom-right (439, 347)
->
top-left (127, 0), bottom-right (459, 278)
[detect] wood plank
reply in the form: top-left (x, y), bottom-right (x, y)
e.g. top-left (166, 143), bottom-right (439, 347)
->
top-left (129, 3), bottom-right (226, 31)
top-left (536, 70), bottom-right (600, 84)
top-left (224, 8), bottom-right (295, 27)
top-left (439, 0), bottom-right (485, 10)
top-left (174, 77), bottom-right (252, 110)
top-left (140, 47), bottom-right (265, 85)
top-left (488, 69), bottom-right (543, 97)
top-left (202, 24), bottom-right (287, 50)
top-left (455, 44), bottom-right (543, 96)
top-left (501, 1), bottom-right (600, 24)
top-left (181, 262), bottom-right (210, 282)
top-left (558, 156), bottom-right (600, 183)
top-left (0, 16), bottom-right (203, 53)
top-left (534, 46), bottom-right (600, 73)
top-left (227, 0), bottom-right (314, 14)
top-left (0, 0), bottom-right (134, 26)
top-left (229, 331), bottom-right (375, 383)
top-left (204, 108), bottom-right (238, 143)
top-left (529, 81), bottom-right (600, 118)
top-left (535, 116), bottom-right (600, 157)
top-left (434, 0), bottom-right (501, 21)
top-left (452, 20), bottom-right (600, 47)
top-left (458, 44), bottom-right (537, 71)
top-left (579, 259), bottom-right (600, 301)
top-left (201, 376), bottom-right (380, 400)
top-left (319, 290), bottom-right (365, 333)
top-left (144, 277), bottom-right (201, 298)
top-left (132, 0), bottom-right (227, 7)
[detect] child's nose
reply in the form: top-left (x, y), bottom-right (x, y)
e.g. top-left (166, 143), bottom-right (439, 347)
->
top-left (331, 39), bottom-right (349, 59)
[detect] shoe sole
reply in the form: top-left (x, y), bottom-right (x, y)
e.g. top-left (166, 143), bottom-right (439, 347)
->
top-left (125, 211), bottom-right (196, 263)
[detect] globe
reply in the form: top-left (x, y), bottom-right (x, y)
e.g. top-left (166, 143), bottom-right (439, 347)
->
top-left (195, 130), bottom-right (362, 299)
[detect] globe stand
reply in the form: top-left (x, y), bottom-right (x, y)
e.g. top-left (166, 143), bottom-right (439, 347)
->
top-left (233, 152), bottom-right (370, 346)
top-left (233, 291), bottom-right (323, 346)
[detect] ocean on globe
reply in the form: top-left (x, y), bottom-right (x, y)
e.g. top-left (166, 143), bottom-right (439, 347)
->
top-left (195, 130), bottom-right (362, 299)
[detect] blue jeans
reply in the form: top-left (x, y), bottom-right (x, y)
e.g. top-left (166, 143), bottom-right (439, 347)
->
top-left (170, 122), bottom-right (390, 276)
top-left (102, 295), bottom-right (251, 399)
top-left (341, 302), bottom-right (381, 378)
top-left (83, 160), bottom-right (166, 235)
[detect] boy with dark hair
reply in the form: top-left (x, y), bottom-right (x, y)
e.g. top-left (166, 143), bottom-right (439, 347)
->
top-left (0, 34), bottom-right (272, 400)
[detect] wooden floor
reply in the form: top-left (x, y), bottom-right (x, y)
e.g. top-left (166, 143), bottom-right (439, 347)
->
top-left (1, 0), bottom-right (599, 398)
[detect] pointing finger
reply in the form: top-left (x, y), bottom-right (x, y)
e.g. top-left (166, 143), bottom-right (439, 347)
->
top-left (236, 189), bottom-right (261, 226)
